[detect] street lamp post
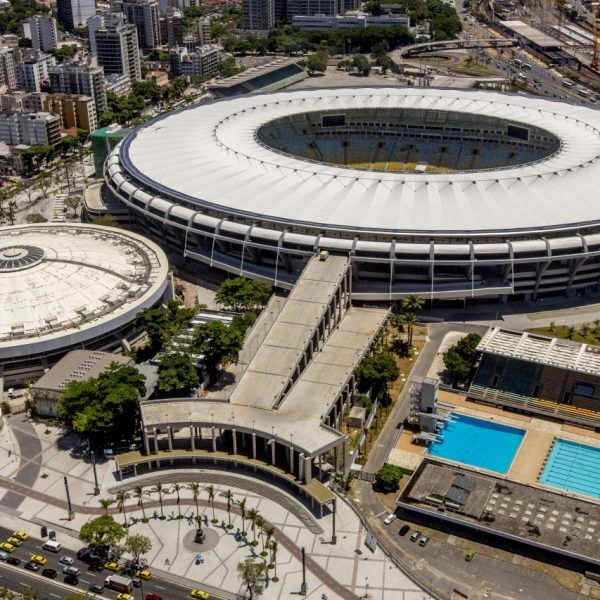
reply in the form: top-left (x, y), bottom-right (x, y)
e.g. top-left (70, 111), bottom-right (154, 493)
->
top-left (64, 476), bottom-right (74, 520)
top-left (91, 450), bottom-right (100, 496)
top-left (300, 546), bottom-right (307, 595)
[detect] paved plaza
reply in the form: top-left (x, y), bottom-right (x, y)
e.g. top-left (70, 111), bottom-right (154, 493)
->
top-left (0, 416), bottom-right (429, 599)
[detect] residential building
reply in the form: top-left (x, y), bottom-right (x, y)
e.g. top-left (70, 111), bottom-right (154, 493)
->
top-left (122, 0), bottom-right (161, 49)
top-left (286, 0), bottom-right (341, 21)
top-left (16, 59), bottom-right (45, 92)
top-left (291, 13), bottom-right (410, 29)
top-left (43, 93), bottom-right (98, 132)
top-left (169, 44), bottom-right (219, 77)
top-left (145, 69), bottom-right (169, 87)
top-left (57, 0), bottom-right (96, 30)
top-left (0, 91), bottom-right (24, 111)
top-left (48, 59), bottom-right (107, 115)
top-left (0, 47), bottom-right (17, 89)
top-left (0, 111), bottom-right (61, 146)
top-left (21, 16), bottom-right (59, 52)
top-left (105, 71), bottom-right (131, 94)
top-left (182, 15), bottom-right (211, 48)
top-left (0, 34), bottom-right (19, 50)
top-left (166, 6), bottom-right (182, 47)
top-left (92, 13), bottom-right (141, 84)
top-left (243, 0), bottom-right (275, 30)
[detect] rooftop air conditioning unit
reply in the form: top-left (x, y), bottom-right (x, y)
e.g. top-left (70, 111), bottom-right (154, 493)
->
top-left (319, 250), bottom-right (329, 261)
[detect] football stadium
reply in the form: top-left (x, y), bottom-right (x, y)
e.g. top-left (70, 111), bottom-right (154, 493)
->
top-left (104, 87), bottom-right (600, 302)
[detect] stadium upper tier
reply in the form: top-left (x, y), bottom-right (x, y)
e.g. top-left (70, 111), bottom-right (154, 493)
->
top-left (105, 87), bottom-right (600, 302)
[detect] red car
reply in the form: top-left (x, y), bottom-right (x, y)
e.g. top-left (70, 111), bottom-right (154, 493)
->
top-left (145, 595), bottom-right (163, 600)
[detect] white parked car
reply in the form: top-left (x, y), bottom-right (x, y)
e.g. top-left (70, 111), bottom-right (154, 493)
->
top-left (384, 513), bottom-right (397, 525)
top-left (59, 556), bottom-right (74, 566)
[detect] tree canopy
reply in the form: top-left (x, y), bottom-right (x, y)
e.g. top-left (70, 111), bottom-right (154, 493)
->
top-left (79, 515), bottom-right (124, 549)
top-left (123, 534), bottom-right (152, 564)
top-left (237, 559), bottom-right (265, 599)
top-left (193, 320), bottom-right (244, 377)
top-left (374, 463), bottom-right (403, 493)
top-left (215, 277), bottom-right (272, 311)
top-left (58, 363), bottom-right (146, 445)
top-left (306, 52), bottom-right (327, 74)
top-left (157, 352), bottom-right (199, 396)
top-left (443, 333), bottom-right (482, 382)
top-left (356, 352), bottom-right (399, 395)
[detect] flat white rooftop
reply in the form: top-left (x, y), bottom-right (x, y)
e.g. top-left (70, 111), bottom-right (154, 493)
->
top-left (477, 327), bottom-right (600, 377)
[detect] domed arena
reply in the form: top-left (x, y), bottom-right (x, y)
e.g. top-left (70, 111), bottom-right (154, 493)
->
top-left (104, 87), bottom-right (600, 303)
top-left (0, 223), bottom-right (169, 384)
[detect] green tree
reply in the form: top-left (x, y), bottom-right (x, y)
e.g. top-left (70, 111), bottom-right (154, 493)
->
top-left (355, 353), bottom-right (399, 396)
top-left (269, 539), bottom-right (278, 578)
top-left (401, 293), bottom-right (424, 313)
top-left (115, 490), bottom-right (130, 526)
top-left (58, 363), bottom-right (146, 446)
top-left (132, 485), bottom-right (147, 520)
top-left (401, 311), bottom-right (419, 346)
top-left (306, 52), bottom-right (327, 74)
top-left (374, 463), bottom-right (403, 493)
top-left (150, 482), bottom-right (167, 518)
top-left (50, 44), bottom-right (77, 62)
top-left (188, 482), bottom-right (201, 522)
top-left (98, 497), bottom-right (115, 515)
top-left (25, 212), bottom-right (47, 223)
top-left (237, 559), bottom-right (266, 599)
top-left (221, 489), bottom-right (234, 527)
top-left (215, 277), bottom-right (272, 311)
top-left (442, 333), bottom-right (482, 382)
top-left (237, 497), bottom-right (247, 535)
top-left (206, 484), bottom-right (216, 522)
top-left (64, 195), bottom-right (82, 216)
top-left (79, 515), bottom-right (124, 549)
top-left (171, 482), bottom-right (183, 517)
top-left (123, 533), bottom-right (152, 567)
top-left (157, 353), bottom-right (199, 396)
top-left (92, 214), bottom-right (118, 227)
top-left (193, 320), bottom-right (244, 378)
top-left (352, 54), bottom-right (371, 76)
top-left (247, 507), bottom-right (259, 545)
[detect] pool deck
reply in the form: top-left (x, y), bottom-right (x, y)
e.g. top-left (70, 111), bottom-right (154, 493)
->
top-left (388, 390), bottom-right (600, 495)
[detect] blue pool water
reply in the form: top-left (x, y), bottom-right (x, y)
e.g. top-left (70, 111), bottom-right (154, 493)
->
top-left (539, 438), bottom-right (600, 499)
top-left (427, 414), bottom-right (525, 473)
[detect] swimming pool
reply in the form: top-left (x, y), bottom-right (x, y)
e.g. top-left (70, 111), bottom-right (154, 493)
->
top-left (539, 438), bottom-right (600, 499)
top-left (427, 414), bottom-right (525, 473)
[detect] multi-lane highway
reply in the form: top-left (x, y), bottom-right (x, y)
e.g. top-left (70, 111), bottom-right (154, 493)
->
top-left (0, 525), bottom-right (235, 600)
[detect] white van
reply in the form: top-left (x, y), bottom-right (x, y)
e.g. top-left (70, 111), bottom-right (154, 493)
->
top-left (42, 540), bottom-right (61, 553)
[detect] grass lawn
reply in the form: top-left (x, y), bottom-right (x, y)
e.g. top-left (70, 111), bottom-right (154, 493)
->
top-left (528, 325), bottom-right (600, 347)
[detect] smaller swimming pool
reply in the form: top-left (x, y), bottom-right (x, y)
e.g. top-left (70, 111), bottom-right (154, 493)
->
top-left (427, 414), bottom-right (525, 473)
top-left (539, 438), bottom-right (600, 499)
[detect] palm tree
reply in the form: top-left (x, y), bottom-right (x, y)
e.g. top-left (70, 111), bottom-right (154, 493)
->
top-left (205, 484), bottom-right (216, 523)
top-left (581, 323), bottom-right (591, 339)
top-left (549, 320), bottom-right (556, 332)
top-left (247, 508), bottom-right (259, 545)
top-left (567, 325), bottom-right (575, 339)
top-left (237, 498), bottom-right (247, 535)
top-left (132, 485), bottom-right (147, 520)
top-left (402, 312), bottom-right (419, 346)
top-left (401, 293), bottom-right (424, 313)
top-left (255, 515), bottom-right (265, 551)
top-left (263, 525), bottom-right (274, 557)
top-left (171, 483), bottom-right (183, 518)
top-left (98, 497), bottom-right (114, 515)
top-left (115, 490), bottom-right (130, 526)
top-left (188, 482), bottom-right (201, 522)
top-left (221, 489), bottom-right (234, 528)
top-left (150, 482), bottom-right (167, 518)
top-left (270, 539), bottom-right (279, 581)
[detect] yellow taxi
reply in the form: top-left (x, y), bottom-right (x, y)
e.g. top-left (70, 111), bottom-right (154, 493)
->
top-left (104, 561), bottom-right (122, 572)
top-left (29, 554), bottom-right (47, 565)
top-left (190, 590), bottom-right (210, 600)
top-left (117, 595), bottom-right (134, 600)
top-left (12, 531), bottom-right (28, 541)
top-left (7, 537), bottom-right (22, 547)
top-left (136, 569), bottom-right (152, 580)
top-left (0, 543), bottom-right (14, 553)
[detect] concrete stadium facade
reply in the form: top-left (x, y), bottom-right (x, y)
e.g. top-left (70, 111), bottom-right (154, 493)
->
top-left (104, 87), bottom-right (600, 303)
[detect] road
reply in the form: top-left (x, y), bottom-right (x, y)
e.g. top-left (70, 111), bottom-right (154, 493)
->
top-left (0, 524), bottom-right (236, 600)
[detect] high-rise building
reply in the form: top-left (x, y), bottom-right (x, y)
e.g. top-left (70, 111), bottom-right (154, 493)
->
top-left (15, 51), bottom-right (56, 92)
top-left (242, 0), bottom-right (275, 30)
top-left (0, 111), bottom-right (61, 146)
top-left (285, 0), bottom-right (341, 20)
top-left (169, 44), bottom-right (219, 77)
top-left (92, 13), bottom-right (141, 84)
top-left (165, 7), bottom-right (182, 48)
top-left (57, 0), bottom-right (96, 30)
top-left (49, 60), bottom-right (107, 115)
top-left (0, 47), bottom-right (17, 89)
top-left (21, 16), bottom-right (59, 52)
top-left (122, 0), bottom-right (160, 49)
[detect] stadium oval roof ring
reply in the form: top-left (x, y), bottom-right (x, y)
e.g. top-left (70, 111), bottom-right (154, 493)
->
top-left (117, 87), bottom-right (600, 236)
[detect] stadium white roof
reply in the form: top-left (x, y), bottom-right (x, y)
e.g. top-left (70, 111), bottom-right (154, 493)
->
top-left (0, 224), bottom-right (169, 359)
top-left (119, 87), bottom-right (600, 235)
top-left (477, 327), bottom-right (600, 377)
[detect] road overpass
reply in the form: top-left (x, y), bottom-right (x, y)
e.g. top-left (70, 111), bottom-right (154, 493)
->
top-left (392, 37), bottom-right (518, 61)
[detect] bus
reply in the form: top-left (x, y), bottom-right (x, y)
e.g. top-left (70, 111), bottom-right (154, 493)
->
top-left (562, 80), bottom-right (575, 89)
top-left (513, 58), bottom-right (523, 68)
top-left (522, 63), bottom-right (533, 71)
top-left (578, 88), bottom-right (590, 98)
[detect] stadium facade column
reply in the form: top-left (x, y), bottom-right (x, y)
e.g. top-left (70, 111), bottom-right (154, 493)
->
top-left (190, 425), bottom-right (195, 450)
top-left (271, 437), bottom-right (276, 464)
top-left (289, 444), bottom-right (294, 474)
top-left (153, 427), bottom-right (158, 454)
top-left (143, 428), bottom-right (150, 455)
top-left (211, 426), bottom-right (217, 452)
top-left (298, 453), bottom-right (304, 481)
top-left (167, 426), bottom-right (173, 451)
top-left (304, 455), bottom-right (312, 483)
top-left (252, 432), bottom-right (257, 459)
top-left (232, 428), bottom-right (237, 455)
